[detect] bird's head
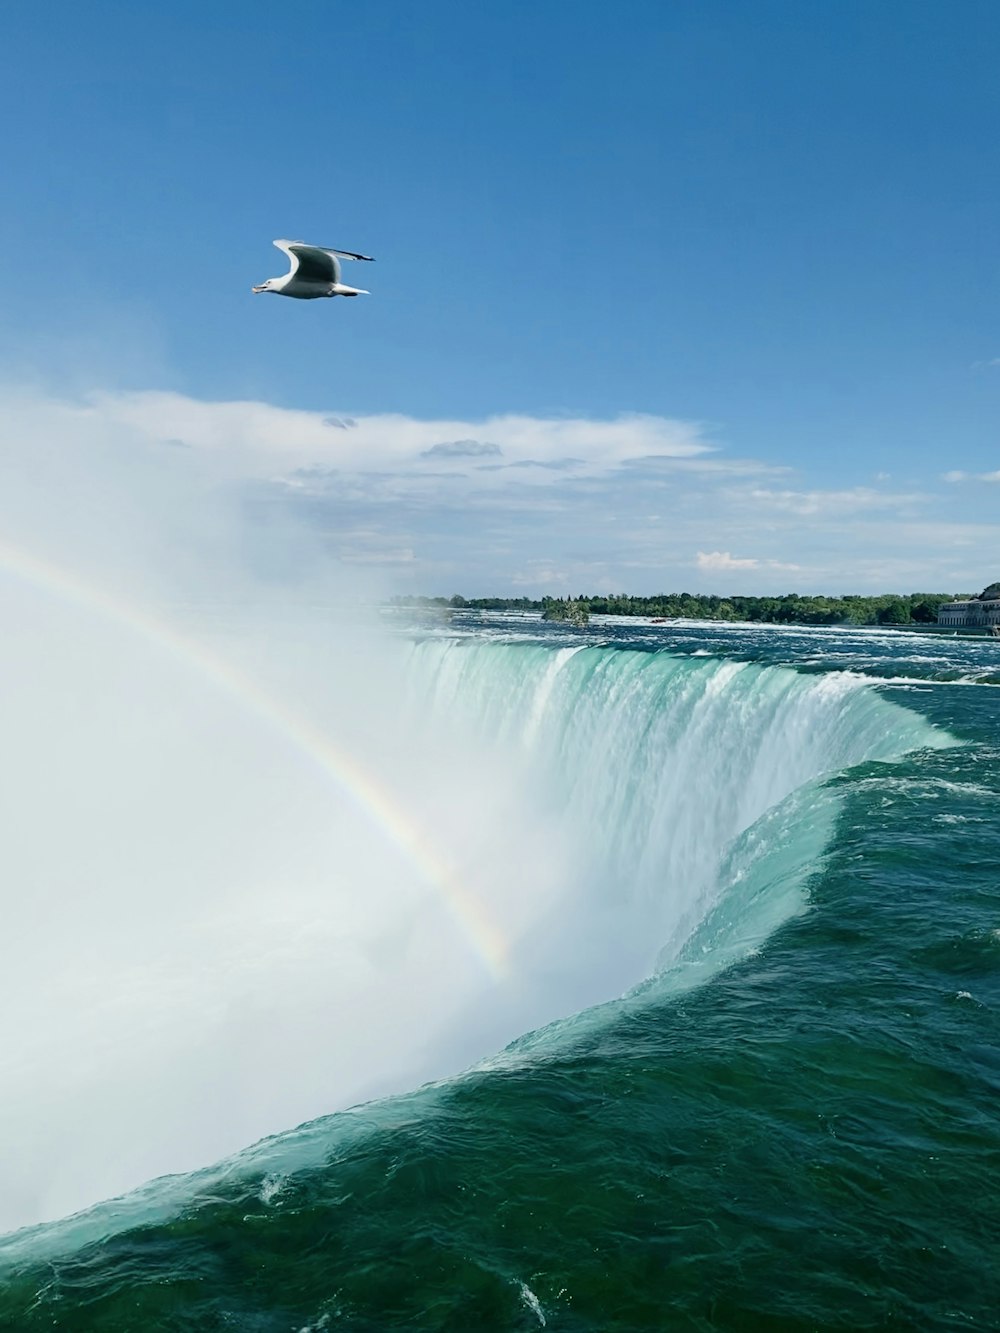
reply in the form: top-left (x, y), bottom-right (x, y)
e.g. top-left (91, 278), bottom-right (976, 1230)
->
top-left (252, 280), bottom-right (273, 294)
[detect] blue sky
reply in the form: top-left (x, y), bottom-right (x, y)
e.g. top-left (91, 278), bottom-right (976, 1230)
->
top-left (1, 0), bottom-right (998, 594)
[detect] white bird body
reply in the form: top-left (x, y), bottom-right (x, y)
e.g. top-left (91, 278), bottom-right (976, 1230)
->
top-left (253, 239), bottom-right (374, 299)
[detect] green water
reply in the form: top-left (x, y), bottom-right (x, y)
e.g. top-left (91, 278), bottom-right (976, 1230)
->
top-left (2, 621), bottom-right (999, 1331)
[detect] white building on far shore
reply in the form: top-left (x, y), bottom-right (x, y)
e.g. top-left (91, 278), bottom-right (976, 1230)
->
top-left (937, 597), bottom-right (1000, 629)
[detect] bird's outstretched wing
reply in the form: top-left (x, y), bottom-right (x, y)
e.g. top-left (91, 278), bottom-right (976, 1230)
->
top-left (274, 240), bottom-right (340, 284)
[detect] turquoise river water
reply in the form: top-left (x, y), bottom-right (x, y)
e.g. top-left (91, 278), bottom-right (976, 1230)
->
top-left (1, 615), bottom-right (998, 1330)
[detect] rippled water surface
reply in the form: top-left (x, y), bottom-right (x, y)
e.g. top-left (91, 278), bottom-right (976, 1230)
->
top-left (2, 617), bottom-right (999, 1331)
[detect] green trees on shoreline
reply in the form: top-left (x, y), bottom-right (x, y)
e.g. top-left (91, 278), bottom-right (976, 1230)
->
top-left (541, 599), bottom-right (591, 627)
top-left (389, 591), bottom-right (961, 627)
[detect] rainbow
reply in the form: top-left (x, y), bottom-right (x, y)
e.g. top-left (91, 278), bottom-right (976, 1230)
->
top-left (0, 539), bottom-right (510, 978)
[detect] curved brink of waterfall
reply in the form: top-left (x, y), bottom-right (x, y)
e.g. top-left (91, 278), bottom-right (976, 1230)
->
top-left (0, 642), bottom-right (954, 1268)
top-left (411, 641), bottom-right (952, 1046)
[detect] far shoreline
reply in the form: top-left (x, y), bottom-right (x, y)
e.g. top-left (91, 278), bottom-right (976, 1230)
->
top-left (385, 590), bottom-right (1000, 637)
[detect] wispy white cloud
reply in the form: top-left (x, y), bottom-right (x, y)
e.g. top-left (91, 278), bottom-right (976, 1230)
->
top-left (2, 384), bottom-right (998, 596)
top-left (511, 565), bottom-right (574, 588)
top-left (744, 486), bottom-right (925, 516)
top-left (696, 551), bottom-right (800, 573)
top-left (421, 439), bottom-right (502, 460)
top-left (696, 551), bottom-right (759, 571)
top-left (942, 468), bottom-right (1000, 483)
top-left (80, 391), bottom-right (711, 485)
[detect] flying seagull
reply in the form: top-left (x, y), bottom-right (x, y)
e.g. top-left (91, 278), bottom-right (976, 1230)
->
top-left (252, 239), bottom-right (374, 299)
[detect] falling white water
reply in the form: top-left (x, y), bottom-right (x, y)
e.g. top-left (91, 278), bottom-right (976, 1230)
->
top-left (0, 406), bottom-right (950, 1238)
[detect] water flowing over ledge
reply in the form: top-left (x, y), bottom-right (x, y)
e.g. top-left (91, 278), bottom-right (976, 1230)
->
top-left (406, 640), bottom-right (952, 1010)
top-left (1, 637), bottom-right (951, 1261)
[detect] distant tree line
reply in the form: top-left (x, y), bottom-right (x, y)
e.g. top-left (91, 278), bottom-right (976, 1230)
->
top-left (540, 599), bottom-right (590, 627)
top-left (388, 591), bottom-right (968, 627)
